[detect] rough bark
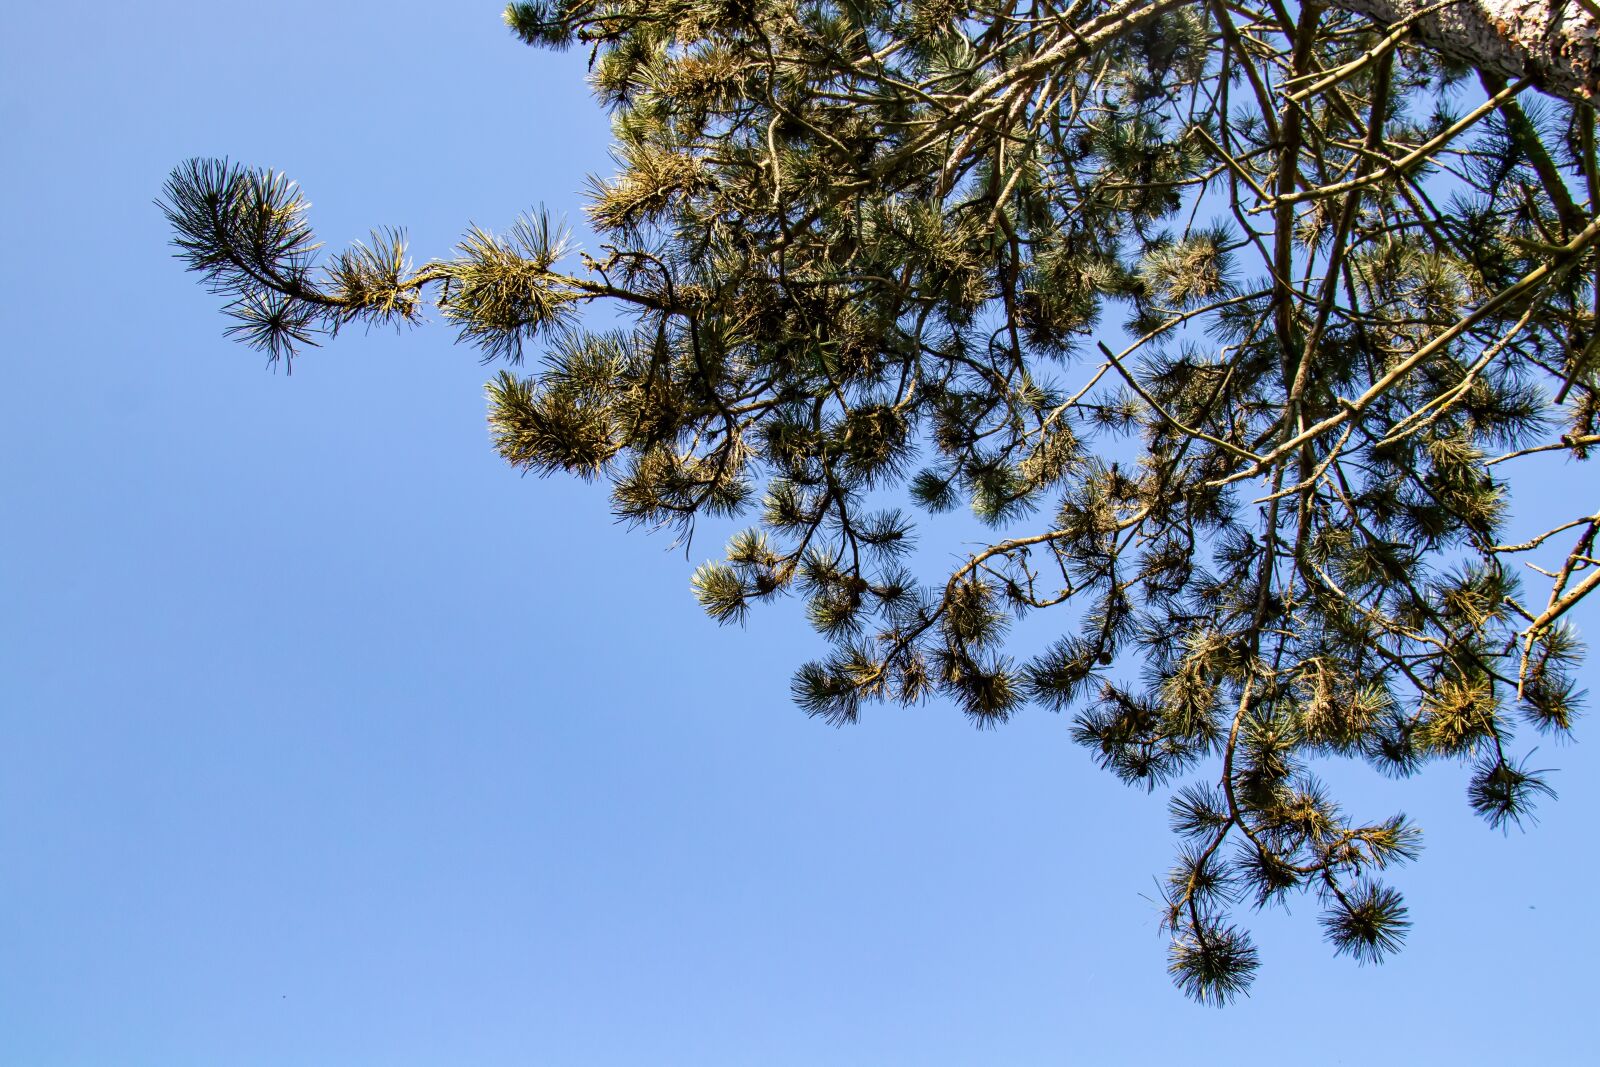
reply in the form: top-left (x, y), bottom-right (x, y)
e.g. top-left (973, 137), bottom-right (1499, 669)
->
top-left (1326, 0), bottom-right (1600, 107)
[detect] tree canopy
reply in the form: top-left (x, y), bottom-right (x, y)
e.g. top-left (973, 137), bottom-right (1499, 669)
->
top-left (162, 0), bottom-right (1599, 1004)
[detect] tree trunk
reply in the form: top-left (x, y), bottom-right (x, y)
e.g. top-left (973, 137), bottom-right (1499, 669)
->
top-left (1328, 0), bottom-right (1600, 107)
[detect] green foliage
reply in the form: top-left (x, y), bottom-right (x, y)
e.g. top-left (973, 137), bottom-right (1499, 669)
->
top-left (164, 0), bottom-right (1600, 1003)
top-left (443, 214), bottom-right (577, 363)
top-left (1320, 879), bottom-right (1411, 966)
top-left (1467, 753), bottom-right (1559, 830)
top-left (1167, 919), bottom-right (1260, 1008)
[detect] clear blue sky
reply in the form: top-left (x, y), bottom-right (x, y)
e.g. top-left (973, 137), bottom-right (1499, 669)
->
top-left (2, 4), bottom-right (1595, 1063)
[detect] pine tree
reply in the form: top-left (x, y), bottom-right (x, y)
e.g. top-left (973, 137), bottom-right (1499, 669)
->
top-left (162, 1), bottom-right (1600, 1003)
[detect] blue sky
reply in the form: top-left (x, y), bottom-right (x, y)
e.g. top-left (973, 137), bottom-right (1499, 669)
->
top-left (2, 3), bottom-right (1596, 1063)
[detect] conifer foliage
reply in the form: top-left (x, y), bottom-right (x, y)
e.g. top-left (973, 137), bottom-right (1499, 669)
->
top-left (162, 1), bottom-right (1600, 1002)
